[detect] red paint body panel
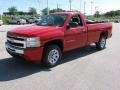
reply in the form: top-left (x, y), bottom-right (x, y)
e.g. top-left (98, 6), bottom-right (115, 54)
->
top-left (23, 47), bottom-right (43, 61)
top-left (7, 12), bottom-right (112, 62)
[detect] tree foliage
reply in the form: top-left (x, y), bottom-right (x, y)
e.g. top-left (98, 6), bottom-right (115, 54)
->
top-left (50, 8), bottom-right (65, 13)
top-left (42, 8), bottom-right (65, 15)
top-left (29, 7), bottom-right (37, 15)
top-left (94, 11), bottom-right (100, 17)
top-left (104, 10), bottom-right (120, 17)
top-left (8, 6), bottom-right (18, 15)
top-left (41, 8), bottom-right (50, 15)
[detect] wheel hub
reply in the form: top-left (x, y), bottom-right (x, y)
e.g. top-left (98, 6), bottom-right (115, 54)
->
top-left (48, 49), bottom-right (59, 65)
top-left (100, 38), bottom-right (106, 48)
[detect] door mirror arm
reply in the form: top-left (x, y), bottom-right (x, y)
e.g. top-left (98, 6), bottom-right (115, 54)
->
top-left (67, 24), bottom-right (70, 30)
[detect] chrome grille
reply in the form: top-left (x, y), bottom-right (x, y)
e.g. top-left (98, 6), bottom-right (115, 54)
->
top-left (7, 35), bottom-right (26, 49)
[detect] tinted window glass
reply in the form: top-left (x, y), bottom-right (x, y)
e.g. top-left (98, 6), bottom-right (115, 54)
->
top-left (37, 14), bottom-right (67, 27)
top-left (69, 15), bottom-right (83, 27)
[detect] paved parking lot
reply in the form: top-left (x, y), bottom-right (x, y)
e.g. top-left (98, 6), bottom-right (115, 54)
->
top-left (0, 23), bottom-right (120, 90)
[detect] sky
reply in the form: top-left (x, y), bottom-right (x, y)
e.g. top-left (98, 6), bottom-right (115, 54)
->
top-left (0, 0), bottom-right (120, 15)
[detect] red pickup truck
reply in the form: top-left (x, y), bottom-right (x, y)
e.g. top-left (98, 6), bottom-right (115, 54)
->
top-left (6, 12), bottom-right (112, 67)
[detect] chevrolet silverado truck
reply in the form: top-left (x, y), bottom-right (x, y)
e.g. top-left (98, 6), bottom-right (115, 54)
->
top-left (5, 12), bottom-right (112, 67)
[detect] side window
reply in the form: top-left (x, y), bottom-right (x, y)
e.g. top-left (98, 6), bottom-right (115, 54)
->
top-left (69, 15), bottom-right (83, 27)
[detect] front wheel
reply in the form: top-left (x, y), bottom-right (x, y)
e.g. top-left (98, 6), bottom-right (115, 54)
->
top-left (96, 35), bottom-right (106, 50)
top-left (42, 44), bottom-right (62, 67)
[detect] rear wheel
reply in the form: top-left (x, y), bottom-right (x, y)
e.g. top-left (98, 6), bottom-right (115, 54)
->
top-left (96, 35), bottom-right (106, 50)
top-left (17, 21), bottom-right (20, 25)
top-left (42, 44), bottom-right (62, 67)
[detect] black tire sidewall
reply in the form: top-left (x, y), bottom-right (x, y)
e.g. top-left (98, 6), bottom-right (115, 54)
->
top-left (96, 36), bottom-right (106, 50)
top-left (42, 44), bottom-right (62, 67)
top-left (17, 21), bottom-right (20, 25)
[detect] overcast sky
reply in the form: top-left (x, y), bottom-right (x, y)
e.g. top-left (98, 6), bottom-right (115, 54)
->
top-left (0, 0), bottom-right (120, 15)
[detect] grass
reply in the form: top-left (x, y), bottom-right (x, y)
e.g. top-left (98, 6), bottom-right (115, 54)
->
top-left (2, 16), bottom-right (10, 24)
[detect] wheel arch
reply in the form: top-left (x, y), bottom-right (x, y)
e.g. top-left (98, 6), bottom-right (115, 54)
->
top-left (43, 39), bottom-right (64, 52)
top-left (100, 31), bottom-right (108, 39)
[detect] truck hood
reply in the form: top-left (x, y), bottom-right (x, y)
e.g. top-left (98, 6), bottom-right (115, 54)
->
top-left (8, 25), bottom-right (62, 37)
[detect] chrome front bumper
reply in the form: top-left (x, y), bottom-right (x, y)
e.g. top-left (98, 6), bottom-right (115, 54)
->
top-left (5, 42), bottom-right (24, 54)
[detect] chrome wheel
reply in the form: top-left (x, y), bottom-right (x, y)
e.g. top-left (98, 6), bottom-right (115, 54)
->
top-left (96, 35), bottom-right (106, 50)
top-left (42, 44), bottom-right (62, 67)
top-left (48, 49), bottom-right (60, 65)
top-left (100, 37), bottom-right (106, 48)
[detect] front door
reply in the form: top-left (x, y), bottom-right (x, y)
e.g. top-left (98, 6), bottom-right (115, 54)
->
top-left (64, 14), bottom-right (87, 51)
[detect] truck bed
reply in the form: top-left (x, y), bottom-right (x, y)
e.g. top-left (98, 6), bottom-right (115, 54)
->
top-left (86, 22), bottom-right (112, 44)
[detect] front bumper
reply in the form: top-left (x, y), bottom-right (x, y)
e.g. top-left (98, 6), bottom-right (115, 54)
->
top-left (5, 42), bottom-right (44, 62)
top-left (5, 42), bottom-right (24, 54)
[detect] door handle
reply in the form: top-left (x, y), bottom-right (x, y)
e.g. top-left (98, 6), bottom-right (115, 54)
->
top-left (80, 29), bottom-right (86, 32)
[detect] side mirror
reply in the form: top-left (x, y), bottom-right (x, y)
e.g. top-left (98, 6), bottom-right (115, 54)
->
top-left (67, 24), bottom-right (70, 30)
top-left (67, 22), bottom-right (79, 30)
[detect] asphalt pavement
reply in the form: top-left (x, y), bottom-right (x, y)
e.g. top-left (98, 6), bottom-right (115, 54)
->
top-left (0, 23), bottom-right (120, 90)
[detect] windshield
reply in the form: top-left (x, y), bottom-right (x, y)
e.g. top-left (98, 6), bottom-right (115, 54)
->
top-left (36, 14), bottom-right (67, 27)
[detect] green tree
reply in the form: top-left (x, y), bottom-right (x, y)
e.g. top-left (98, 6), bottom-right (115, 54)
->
top-left (104, 11), bottom-right (115, 17)
top-left (42, 8), bottom-right (50, 15)
top-left (8, 6), bottom-right (18, 15)
top-left (104, 10), bottom-right (120, 17)
top-left (50, 8), bottom-right (65, 13)
top-left (94, 11), bottom-right (100, 17)
top-left (29, 7), bottom-right (37, 15)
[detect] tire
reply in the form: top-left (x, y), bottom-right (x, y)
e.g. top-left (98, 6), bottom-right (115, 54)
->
top-left (42, 44), bottom-right (62, 67)
top-left (96, 35), bottom-right (106, 50)
top-left (26, 21), bottom-right (28, 24)
top-left (17, 21), bottom-right (20, 25)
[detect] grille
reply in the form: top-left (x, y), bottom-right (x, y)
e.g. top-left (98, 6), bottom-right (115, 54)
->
top-left (7, 35), bottom-right (26, 49)
top-left (7, 35), bottom-right (25, 41)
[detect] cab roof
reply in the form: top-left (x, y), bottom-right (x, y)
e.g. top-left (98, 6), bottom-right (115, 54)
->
top-left (51, 12), bottom-right (82, 16)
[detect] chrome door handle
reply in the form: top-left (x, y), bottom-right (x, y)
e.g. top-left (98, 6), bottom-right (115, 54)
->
top-left (80, 29), bottom-right (86, 32)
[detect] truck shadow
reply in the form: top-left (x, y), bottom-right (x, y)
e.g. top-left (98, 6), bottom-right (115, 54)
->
top-left (0, 58), bottom-right (51, 82)
top-left (0, 45), bottom-right (98, 82)
top-left (60, 45), bottom-right (98, 64)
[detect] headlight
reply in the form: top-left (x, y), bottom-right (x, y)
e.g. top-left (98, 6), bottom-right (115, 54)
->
top-left (26, 37), bottom-right (40, 47)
